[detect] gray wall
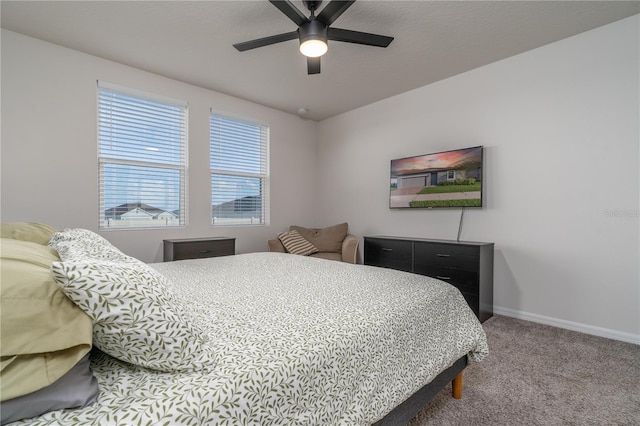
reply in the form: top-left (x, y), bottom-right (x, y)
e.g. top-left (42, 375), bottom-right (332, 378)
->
top-left (316, 16), bottom-right (639, 342)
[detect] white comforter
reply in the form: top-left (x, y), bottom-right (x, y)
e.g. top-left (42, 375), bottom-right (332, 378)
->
top-left (25, 252), bottom-right (488, 425)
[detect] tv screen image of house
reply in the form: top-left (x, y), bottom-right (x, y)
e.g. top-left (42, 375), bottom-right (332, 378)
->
top-left (390, 146), bottom-right (483, 209)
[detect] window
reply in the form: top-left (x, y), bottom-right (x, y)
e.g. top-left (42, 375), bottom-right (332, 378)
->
top-left (98, 82), bottom-right (187, 229)
top-left (210, 113), bottom-right (269, 226)
top-left (447, 170), bottom-right (455, 180)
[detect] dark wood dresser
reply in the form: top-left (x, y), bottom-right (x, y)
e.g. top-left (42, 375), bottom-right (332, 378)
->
top-left (364, 236), bottom-right (494, 322)
top-left (163, 237), bottom-right (235, 262)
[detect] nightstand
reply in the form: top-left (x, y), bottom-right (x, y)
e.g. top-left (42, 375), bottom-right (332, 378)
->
top-left (163, 237), bottom-right (235, 262)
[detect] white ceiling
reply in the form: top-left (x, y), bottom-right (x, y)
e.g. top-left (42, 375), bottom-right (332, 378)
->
top-left (2, 1), bottom-right (638, 121)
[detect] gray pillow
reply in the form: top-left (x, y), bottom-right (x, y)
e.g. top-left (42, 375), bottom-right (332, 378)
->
top-left (0, 353), bottom-right (99, 425)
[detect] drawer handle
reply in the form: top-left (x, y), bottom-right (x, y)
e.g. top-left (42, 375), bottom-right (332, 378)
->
top-left (436, 253), bottom-right (451, 257)
top-left (436, 275), bottom-right (451, 280)
top-left (199, 250), bottom-right (211, 254)
top-left (382, 248), bottom-right (393, 251)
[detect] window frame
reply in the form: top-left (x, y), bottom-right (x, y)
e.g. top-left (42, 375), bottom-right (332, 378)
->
top-left (209, 111), bottom-right (270, 227)
top-left (97, 81), bottom-right (188, 230)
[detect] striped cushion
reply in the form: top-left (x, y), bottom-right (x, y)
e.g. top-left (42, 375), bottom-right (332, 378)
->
top-left (278, 230), bottom-right (319, 256)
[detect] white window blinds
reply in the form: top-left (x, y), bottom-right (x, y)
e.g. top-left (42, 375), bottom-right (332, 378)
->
top-left (210, 113), bottom-right (269, 226)
top-left (98, 83), bottom-right (187, 229)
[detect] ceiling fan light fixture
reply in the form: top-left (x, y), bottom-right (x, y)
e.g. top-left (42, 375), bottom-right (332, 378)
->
top-left (233, 0), bottom-right (394, 74)
top-left (299, 20), bottom-right (328, 57)
top-left (300, 38), bottom-right (327, 57)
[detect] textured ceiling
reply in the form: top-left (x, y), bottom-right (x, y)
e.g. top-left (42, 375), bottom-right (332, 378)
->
top-left (2, 1), bottom-right (638, 121)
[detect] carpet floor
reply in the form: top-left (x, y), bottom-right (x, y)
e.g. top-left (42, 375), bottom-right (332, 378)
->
top-left (407, 315), bottom-right (640, 426)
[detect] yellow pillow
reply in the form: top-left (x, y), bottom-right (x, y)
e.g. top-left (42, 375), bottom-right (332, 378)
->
top-left (0, 238), bottom-right (93, 400)
top-left (0, 222), bottom-right (57, 245)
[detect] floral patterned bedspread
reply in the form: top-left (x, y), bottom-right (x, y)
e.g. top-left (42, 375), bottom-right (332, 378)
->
top-left (22, 252), bottom-right (488, 425)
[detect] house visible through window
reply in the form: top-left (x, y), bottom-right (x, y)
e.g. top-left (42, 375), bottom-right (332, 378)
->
top-left (98, 82), bottom-right (187, 229)
top-left (210, 113), bottom-right (269, 226)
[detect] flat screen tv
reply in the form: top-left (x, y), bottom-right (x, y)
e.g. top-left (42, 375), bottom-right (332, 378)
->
top-left (390, 146), bottom-right (483, 209)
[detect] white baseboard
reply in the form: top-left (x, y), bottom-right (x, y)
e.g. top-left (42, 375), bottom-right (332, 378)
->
top-left (493, 306), bottom-right (640, 345)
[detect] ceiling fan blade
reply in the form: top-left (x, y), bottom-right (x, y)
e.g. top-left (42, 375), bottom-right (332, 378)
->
top-left (316, 0), bottom-right (355, 26)
top-left (233, 31), bottom-right (299, 52)
top-left (269, 0), bottom-right (309, 26)
top-left (328, 27), bottom-right (393, 47)
top-left (307, 57), bottom-right (321, 74)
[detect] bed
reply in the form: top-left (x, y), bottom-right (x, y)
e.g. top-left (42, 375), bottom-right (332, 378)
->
top-left (0, 224), bottom-right (488, 425)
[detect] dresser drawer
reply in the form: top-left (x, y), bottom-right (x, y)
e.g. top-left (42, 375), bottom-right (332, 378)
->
top-left (363, 236), bottom-right (493, 323)
top-left (416, 265), bottom-right (479, 295)
top-left (364, 238), bottom-right (413, 272)
top-left (164, 238), bottom-right (235, 261)
top-left (414, 241), bottom-right (479, 271)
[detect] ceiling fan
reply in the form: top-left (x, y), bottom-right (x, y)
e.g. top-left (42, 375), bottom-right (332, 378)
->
top-left (233, 0), bottom-right (394, 75)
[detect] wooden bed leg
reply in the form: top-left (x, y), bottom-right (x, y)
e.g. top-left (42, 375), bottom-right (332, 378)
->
top-left (452, 371), bottom-right (464, 399)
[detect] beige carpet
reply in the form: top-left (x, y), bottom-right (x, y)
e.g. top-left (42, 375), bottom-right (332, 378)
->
top-left (408, 315), bottom-right (640, 425)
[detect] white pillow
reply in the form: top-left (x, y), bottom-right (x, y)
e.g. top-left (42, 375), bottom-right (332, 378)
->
top-left (51, 258), bottom-right (211, 372)
top-left (49, 228), bottom-right (112, 247)
top-left (49, 228), bottom-right (136, 263)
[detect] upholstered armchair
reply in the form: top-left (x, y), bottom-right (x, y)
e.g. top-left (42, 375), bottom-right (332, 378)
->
top-left (268, 223), bottom-right (359, 264)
